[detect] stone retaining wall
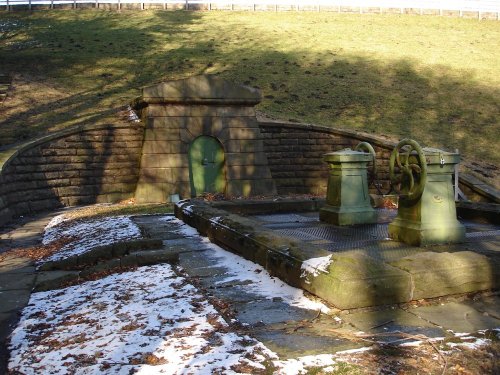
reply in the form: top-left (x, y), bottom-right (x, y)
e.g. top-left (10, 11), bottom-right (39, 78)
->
top-left (259, 121), bottom-right (395, 195)
top-left (0, 123), bottom-right (144, 227)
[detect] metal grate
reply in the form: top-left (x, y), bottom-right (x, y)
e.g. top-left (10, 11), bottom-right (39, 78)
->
top-left (274, 228), bottom-right (325, 241)
top-left (253, 213), bottom-right (319, 224)
top-left (299, 224), bottom-right (389, 242)
top-left (465, 230), bottom-right (500, 239)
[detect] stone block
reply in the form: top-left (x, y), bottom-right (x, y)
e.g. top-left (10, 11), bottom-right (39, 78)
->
top-left (144, 127), bottom-right (181, 142)
top-left (28, 199), bottom-right (62, 213)
top-left (79, 258), bottom-right (121, 278)
top-left (390, 251), bottom-right (498, 300)
top-left (77, 245), bottom-right (113, 267)
top-left (38, 256), bottom-right (78, 271)
top-left (227, 128), bottom-right (262, 140)
top-left (226, 179), bottom-right (276, 197)
top-left (138, 168), bottom-right (173, 183)
top-left (302, 252), bottom-right (412, 309)
top-left (0, 290), bottom-right (31, 314)
top-left (224, 139), bottom-right (265, 154)
top-left (33, 271), bottom-right (80, 292)
top-left (135, 182), bottom-right (174, 203)
top-left (141, 76), bottom-right (261, 104)
top-left (226, 165), bottom-right (272, 180)
top-left (225, 152), bottom-right (269, 166)
top-left (134, 249), bottom-right (179, 266)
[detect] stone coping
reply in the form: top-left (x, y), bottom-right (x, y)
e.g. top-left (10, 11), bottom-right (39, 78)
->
top-left (0, 122), bottom-right (144, 174)
top-left (460, 174), bottom-right (500, 204)
top-left (258, 120), bottom-right (398, 150)
top-left (174, 199), bottom-right (499, 310)
top-left (456, 201), bottom-right (500, 225)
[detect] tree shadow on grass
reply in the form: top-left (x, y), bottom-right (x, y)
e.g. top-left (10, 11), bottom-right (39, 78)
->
top-left (0, 11), bottom-right (499, 171)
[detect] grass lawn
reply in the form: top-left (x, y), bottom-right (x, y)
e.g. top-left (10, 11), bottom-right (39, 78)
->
top-left (0, 10), bottom-right (499, 185)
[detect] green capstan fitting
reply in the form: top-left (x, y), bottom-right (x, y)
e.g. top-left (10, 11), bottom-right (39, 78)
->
top-left (388, 139), bottom-right (465, 246)
top-left (320, 143), bottom-right (378, 226)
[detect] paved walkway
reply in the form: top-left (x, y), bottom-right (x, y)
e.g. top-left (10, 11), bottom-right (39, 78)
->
top-left (0, 211), bottom-right (59, 373)
top-left (0, 211), bottom-right (499, 372)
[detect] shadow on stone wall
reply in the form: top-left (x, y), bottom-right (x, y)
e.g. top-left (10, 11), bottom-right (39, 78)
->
top-left (0, 123), bottom-right (143, 226)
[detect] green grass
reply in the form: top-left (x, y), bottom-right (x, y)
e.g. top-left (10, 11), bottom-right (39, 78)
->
top-left (0, 10), bottom-right (499, 179)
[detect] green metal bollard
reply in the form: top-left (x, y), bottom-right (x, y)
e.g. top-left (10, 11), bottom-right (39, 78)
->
top-left (320, 148), bottom-right (377, 226)
top-left (388, 139), bottom-right (465, 246)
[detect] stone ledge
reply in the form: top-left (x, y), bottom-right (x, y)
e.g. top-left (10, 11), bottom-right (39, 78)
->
top-left (34, 248), bottom-right (179, 292)
top-left (37, 239), bottom-right (164, 271)
top-left (175, 199), bottom-right (500, 310)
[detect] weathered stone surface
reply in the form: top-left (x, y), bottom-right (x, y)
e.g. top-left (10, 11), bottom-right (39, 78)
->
top-left (410, 302), bottom-right (500, 333)
top-left (0, 272), bottom-right (36, 291)
top-left (33, 271), bottom-right (80, 292)
top-left (0, 290), bottom-right (31, 313)
top-left (140, 75), bottom-right (261, 104)
top-left (134, 249), bottom-right (179, 266)
top-left (0, 124), bottom-right (144, 223)
top-left (390, 251), bottom-right (497, 299)
top-left (302, 252), bottom-right (412, 309)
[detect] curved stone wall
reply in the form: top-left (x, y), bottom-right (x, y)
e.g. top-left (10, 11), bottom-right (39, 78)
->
top-left (259, 120), bottom-right (396, 196)
top-left (0, 123), bottom-right (144, 226)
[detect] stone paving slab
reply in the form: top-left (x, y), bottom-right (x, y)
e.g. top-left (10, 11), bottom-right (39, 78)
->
top-left (233, 299), bottom-right (319, 326)
top-left (408, 301), bottom-right (500, 333)
top-left (0, 290), bottom-right (31, 314)
top-left (341, 308), bottom-right (446, 341)
top-left (252, 326), bottom-right (359, 359)
top-left (0, 273), bottom-right (36, 291)
top-left (0, 258), bottom-right (34, 273)
top-left (464, 295), bottom-right (500, 320)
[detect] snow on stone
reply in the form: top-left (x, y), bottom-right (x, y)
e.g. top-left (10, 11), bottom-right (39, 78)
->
top-left (301, 255), bottom-right (333, 277)
top-left (200, 236), bottom-right (330, 314)
top-left (161, 216), bottom-right (330, 313)
top-left (274, 354), bottom-right (338, 375)
top-left (446, 338), bottom-right (492, 350)
top-left (160, 216), bottom-right (200, 237)
top-left (41, 215), bottom-right (142, 263)
top-left (9, 264), bottom-right (277, 374)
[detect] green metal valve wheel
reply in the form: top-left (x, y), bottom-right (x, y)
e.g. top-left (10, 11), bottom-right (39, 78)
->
top-left (389, 139), bottom-right (427, 204)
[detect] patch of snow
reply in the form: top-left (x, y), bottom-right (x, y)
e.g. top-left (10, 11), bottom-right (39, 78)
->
top-left (9, 264), bottom-right (277, 374)
top-left (301, 255), bottom-right (333, 277)
top-left (274, 354), bottom-right (337, 375)
top-left (336, 346), bottom-right (372, 355)
top-left (446, 338), bottom-right (491, 350)
top-left (41, 215), bottom-right (142, 263)
top-left (44, 213), bottom-right (68, 229)
top-left (400, 340), bottom-right (424, 347)
top-left (200, 236), bottom-right (330, 314)
top-left (160, 216), bottom-right (199, 237)
top-left (453, 332), bottom-right (472, 337)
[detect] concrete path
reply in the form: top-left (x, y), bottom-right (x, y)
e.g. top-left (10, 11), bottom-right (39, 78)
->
top-left (0, 212), bottom-right (499, 372)
top-left (0, 211), bottom-right (59, 373)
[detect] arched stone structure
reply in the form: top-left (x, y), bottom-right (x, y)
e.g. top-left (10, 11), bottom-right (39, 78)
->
top-left (133, 75), bottom-right (277, 202)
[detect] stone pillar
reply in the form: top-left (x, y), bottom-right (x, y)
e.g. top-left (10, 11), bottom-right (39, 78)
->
top-left (319, 149), bottom-right (377, 225)
top-left (133, 76), bottom-right (277, 203)
top-left (388, 148), bottom-right (466, 246)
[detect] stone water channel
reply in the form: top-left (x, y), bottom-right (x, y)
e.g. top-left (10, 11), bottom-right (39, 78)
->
top-left (115, 214), bottom-right (500, 358)
top-left (0, 208), bottom-right (499, 371)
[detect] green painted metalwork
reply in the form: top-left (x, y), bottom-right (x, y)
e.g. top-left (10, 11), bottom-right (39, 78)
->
top-left (319, 148), bottom-right (377, 226)
top-left (388, 140), bottom-right (465, 246)
top-left (189, 136), bottom-right (226, 197)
